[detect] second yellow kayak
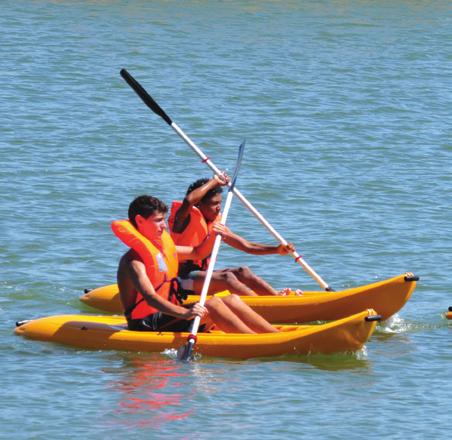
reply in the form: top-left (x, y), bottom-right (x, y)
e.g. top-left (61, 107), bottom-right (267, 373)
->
top-left (80, 273), bottom-right (418, 323)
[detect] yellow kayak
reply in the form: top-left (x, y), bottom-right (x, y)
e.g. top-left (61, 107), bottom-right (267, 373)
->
top-left (80, 273), bottom-right (418, 323)
top-left (15, 309), bottom-right (379, 359)
top-left (446, 307), bottom-right (452, 320)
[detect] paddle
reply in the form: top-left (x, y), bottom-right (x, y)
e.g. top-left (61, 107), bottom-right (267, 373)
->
top-left (120, 69), bottom-right (333, 291)
top-left (177, 140), bottom-right (245, 361)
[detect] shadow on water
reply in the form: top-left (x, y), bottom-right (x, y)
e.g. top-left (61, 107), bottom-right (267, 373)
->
top-left (248, 351), bottom-right (372, 372)
top-left (162, 348), bottom-right (372, 372)
top-left (160, 345), bottom-right (371, 372)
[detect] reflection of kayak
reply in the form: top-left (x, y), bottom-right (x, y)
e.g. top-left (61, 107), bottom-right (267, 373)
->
top-left (80, 273), bottom-right (418, 323)
top-left (15, 310), bottom-right (380, 359)
top-left (446, 307), bottom-right (452, 320)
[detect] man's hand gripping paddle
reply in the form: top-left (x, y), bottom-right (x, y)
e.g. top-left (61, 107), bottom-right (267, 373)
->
top-left (177, 140), bottom-right (245, 361)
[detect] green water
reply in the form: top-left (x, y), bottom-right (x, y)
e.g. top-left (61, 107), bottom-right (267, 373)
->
top-left (1, 1), bottom-right (451, 438)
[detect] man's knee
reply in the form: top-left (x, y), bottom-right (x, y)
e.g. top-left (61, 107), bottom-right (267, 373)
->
top-left (234, 266), bottom-right (255, 278)
top-left (223, 293), bottom-right (243, 306)
top-left (219, 271), bottom-right (239, 285)
top-left (205, 296), bottom-right (225, 311)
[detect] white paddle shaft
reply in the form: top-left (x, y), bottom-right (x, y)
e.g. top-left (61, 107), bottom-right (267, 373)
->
top-left (188, 183), bottom-right (235, 338)
top-left (171, 121), bottom-right (330, 290)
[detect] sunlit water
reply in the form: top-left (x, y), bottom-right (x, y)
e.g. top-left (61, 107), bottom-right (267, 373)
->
top-left (1, 1), bottom-right (450, 438)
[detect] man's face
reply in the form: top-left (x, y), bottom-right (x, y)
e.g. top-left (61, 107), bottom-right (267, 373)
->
top-left (135, 211), bottom-right (167, 239)
top-left (198, 193), bottom-right (222, 222)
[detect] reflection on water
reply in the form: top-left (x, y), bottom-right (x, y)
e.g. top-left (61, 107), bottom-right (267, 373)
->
top-left (103, 345), bottom-right (372, 430)
top-left (106, 354), bottom-right (195, 429)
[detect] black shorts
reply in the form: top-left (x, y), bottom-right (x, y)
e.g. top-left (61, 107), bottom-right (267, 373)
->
top-left (128, 312), bottom-right (193, 332)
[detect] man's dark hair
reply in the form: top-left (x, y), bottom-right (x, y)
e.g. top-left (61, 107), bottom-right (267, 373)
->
top-left (186, 178), bottom-right (223, 202)
top-left (128, 195), bottom-right (168, 227)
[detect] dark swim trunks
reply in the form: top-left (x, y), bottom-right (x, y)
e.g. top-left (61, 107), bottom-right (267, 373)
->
top-left (128, 312), bottom-right (192, 332)
top-left (128, 312), bottom-right (199, 332)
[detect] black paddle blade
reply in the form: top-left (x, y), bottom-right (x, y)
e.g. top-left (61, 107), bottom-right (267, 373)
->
top-left (177, 340), bottom-right (195, 362)
top-left (120, 69), bottom-right (172, 126)
top-left (230, 139), bottom-right (246, 190)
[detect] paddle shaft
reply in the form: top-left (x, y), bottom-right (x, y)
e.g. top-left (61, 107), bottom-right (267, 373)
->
top-left (188, 188), bottom-right (235, 337)
top-left (171, 122), bottom-right (330, 290)
top-left (120, 69), bottom-right (331, 291)
top-left (180, 141), bottom-right (244, 361)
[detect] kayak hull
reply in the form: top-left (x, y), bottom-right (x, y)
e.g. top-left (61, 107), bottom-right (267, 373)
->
top-left (15, 310), bottom-right (378, 359)
top-left (80, 273), bottom-right (418, 323)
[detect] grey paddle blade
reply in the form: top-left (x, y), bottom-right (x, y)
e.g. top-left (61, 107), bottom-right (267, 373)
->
top-left (230, 139), bottom-right (245, 190)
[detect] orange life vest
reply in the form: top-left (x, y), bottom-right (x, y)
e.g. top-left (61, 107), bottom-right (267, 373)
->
top-left (168, 200), bottom-right (220, 274)
top-left (112, 220), bottom-right (179, 319)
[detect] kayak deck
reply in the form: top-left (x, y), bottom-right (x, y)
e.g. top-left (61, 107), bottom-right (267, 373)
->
top-left (80, 273), bottom-right (418, 322)
top-left (15, 309), bottom-right (379, 359)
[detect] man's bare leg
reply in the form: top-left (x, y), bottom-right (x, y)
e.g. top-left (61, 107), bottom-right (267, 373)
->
top-left (221, 294), bottom-right (279, 333)
top-left (229, 266), bottom-right (280, 295)
top-left (190, 270), bottom-right (257, 296)
top-left (204, 296), bottom-right (255, 333)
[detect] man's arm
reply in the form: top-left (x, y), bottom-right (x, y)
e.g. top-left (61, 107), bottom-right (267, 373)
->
top-left (127, 258), bottom-right (205, 319)
top-left (213, 224), bottom-right (296, 256)
top-left (172, 174), bottom-right (228, 233)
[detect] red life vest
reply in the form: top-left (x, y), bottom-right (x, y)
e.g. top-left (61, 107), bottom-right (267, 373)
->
top-left (112, 220), bottom-right (179, 319)
top-left (168, 200), bottom-right (220, 273)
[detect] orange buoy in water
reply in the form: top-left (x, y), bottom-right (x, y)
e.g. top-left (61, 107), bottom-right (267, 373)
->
top-left (446, 306), bottom-right (452, 320)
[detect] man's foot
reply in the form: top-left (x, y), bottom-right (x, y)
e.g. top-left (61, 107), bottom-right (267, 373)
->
top-left (278, 288), bottom-right (303, 296)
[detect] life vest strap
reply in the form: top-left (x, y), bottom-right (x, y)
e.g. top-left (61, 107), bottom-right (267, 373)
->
top-left (126, 276), bottom-right (193, 319)
top-left (168, 277), bottom-right (191, 304)
top-left (124, 278), bottom-right (167, 319)
top-left (179, 252), bottom-right (211, 278)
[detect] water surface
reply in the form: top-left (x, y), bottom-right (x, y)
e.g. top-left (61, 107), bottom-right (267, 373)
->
top-left (1, 1), bottom-right (451, 438)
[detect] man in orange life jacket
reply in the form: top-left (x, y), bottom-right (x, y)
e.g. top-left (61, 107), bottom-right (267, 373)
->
top-left (168, 174), bottom-right (298, 296)
top-left (116, 195), bottom-right (278, 333)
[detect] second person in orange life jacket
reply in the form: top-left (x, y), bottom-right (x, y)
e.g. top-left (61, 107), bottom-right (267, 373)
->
top-left (168, 174), bottom-right (299, 296)
top-left (115, 195), bottom-right (278, 333)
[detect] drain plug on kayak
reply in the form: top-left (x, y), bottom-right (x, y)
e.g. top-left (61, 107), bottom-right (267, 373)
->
top-left (404, 273), bottom-right (419, 282)
top-left (365, 315), bottom-right (382, 322)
